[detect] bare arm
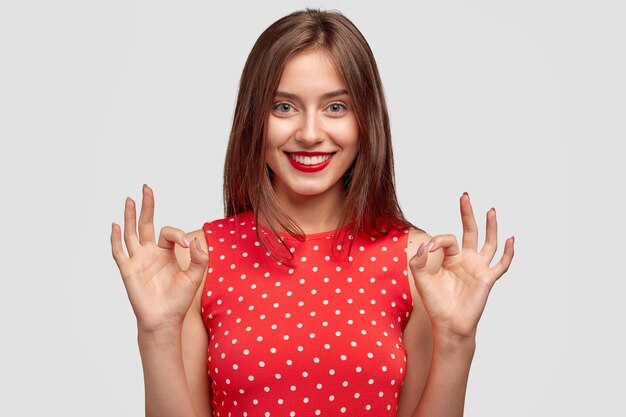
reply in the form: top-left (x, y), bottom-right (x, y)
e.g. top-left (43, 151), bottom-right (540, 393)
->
top-left (111, 185), bottom-right (212, 417)
top-left (397, 229), bottom-right (441, 417)
top-left (138, 228), bottom-right (213, 417)
top-left (404, 194), bottom-right (515, 417)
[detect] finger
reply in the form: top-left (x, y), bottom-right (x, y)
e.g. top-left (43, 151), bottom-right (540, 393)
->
top-left (138, 184), bottom-right (156, 245)
top-left (427, 234), bottom-right (460, 257)
top-left (408, 241), bottom-right (432, 292)
top-left (491, 236), bottom-right (515, 279)
top-left (460, 192), bottom-right (479, 251)
top-left (111, 223), bottom-right (129, 269)
top-left (157, 226), bottom-right (190, 250)
top-left (480, 208), bottom-right (498, 262)
top-left (185, 237), bottom-right (209, 286)
top-left (123, 197), bottom-right (140, 255)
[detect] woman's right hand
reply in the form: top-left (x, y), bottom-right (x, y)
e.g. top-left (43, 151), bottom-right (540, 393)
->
top-left (111, 184), bottom-right (209, 334)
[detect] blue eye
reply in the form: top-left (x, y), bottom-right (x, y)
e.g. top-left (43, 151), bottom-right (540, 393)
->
top-left (274, 103), bottom-right (293, 113)
top-left (328, 103), bottom-right (347, 113)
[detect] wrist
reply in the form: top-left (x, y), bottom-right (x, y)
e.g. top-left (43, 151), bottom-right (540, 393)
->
top-left (432, 326), bottom-right (477, 357)
top-left (137, 322), bottom-right (183, 348)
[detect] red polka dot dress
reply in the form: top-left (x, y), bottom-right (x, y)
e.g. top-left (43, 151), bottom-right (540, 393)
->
top-left (201, 211), bottom-right (414, 417)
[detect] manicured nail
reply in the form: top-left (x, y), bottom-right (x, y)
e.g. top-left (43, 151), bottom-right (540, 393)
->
top-left (427, 242), bottom-right (436, 252)
top-left (463, 192), bottom-right (469, 197)
top-left (195, 237), bottom-right (202, 251)
top-left (182, 237), bottom-right (190, 248)
top-left (416, 242), bottom-right (425, 257)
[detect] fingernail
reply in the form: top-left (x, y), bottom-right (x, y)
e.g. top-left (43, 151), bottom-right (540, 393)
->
top-left (427, 242), bottom-right (436, 252)
top-left (463, 191), bottom-right (469, 197)
top-left (511, 236), bottom-right (515, 243)
top-left (195, 237), bottom-right (202, 251)
top-left (416, 242), bottom-right (425, 257)
top-left (182, 237), bottom-right (190, 248)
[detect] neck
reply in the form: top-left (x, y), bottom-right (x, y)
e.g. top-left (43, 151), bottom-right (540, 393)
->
top-left (270, 182), bottom-right (346, 235)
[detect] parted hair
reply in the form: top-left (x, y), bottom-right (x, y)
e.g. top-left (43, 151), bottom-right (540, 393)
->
top-left (223, 8), bottom-right (420, 264)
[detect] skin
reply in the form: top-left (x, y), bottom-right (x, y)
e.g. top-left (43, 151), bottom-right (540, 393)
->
top-left (111, 49), bottom-right (515, 417)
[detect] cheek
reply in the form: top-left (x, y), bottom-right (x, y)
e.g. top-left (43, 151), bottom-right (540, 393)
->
top-left (266, 118), bottom-right (294, 144)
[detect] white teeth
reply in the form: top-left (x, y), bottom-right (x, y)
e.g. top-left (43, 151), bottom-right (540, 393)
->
top-left (290, 154), bottom-right (332, 165)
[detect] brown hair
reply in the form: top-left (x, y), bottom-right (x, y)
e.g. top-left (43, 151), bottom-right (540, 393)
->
top-left (223, 8), bottom-right (421, 264)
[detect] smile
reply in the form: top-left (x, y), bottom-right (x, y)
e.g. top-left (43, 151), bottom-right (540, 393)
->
top-left (285, 152), bottom-right (335, 172)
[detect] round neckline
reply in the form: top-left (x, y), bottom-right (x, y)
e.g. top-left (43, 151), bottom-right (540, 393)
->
top-left (241, 211), bottom-right (347, 241)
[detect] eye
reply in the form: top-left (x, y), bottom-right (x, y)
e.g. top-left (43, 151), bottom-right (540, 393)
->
top-left (274, 103), bottom-right (293, 113)
top-left (327, 103), bottom-right (347, 113)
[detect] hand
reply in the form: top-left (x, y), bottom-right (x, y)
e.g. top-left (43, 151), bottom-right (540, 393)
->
top-left (110, 184), bottom-right (209, 334)
top-left (409, 193), bottom-right (515, 341)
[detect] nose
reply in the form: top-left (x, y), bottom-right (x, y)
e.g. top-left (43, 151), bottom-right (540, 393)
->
top-left (295, 112), bottom-right (324, 146)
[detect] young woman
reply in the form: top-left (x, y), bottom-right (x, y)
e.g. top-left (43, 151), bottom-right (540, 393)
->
top-left (111, 9), bottom-right (515, 417)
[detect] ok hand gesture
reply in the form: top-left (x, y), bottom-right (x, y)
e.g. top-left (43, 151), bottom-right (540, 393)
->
top-left (110, 185), bottom-right (208, 334)
top-left (409, 193), bottom-right (515, 341)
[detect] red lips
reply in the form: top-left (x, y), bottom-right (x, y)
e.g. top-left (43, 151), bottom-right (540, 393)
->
top-left (285, 151), bottom-right (335, 173)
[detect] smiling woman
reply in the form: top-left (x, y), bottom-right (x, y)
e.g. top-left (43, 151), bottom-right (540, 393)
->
top-left (110, 8), bottom-right (515, 417)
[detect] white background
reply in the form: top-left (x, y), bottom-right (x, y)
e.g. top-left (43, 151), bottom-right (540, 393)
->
top-left (1, 0), bottom-right (624, 416)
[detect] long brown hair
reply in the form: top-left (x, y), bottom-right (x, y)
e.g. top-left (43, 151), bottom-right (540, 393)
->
top-left (223, 8), bottom-right (421, 264)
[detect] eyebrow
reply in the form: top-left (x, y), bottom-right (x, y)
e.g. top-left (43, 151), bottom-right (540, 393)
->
top-left (274, 89), bottom-right (349, 101)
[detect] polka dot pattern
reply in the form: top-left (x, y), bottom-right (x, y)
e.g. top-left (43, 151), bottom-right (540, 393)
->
top-left (201, 211), bottom-right (412, 416)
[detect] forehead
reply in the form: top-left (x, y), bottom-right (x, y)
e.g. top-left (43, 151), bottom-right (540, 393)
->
top-left (277, 49), bottom-right (347, 95)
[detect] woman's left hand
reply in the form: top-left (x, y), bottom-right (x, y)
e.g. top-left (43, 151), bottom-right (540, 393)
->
top-left (409, 193), bottom-right (515, 341)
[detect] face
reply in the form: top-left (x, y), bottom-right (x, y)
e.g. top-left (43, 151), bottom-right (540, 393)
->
top-left (265, 49), bottom-right (359, 202)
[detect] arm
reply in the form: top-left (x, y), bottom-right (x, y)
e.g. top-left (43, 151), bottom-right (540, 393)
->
top-left (396, 230), bottom-right (440, 417)
top-left (138, 233), bottom-right (213, 417)
top-left (402, 194), bottom-right (515, 417)
top-left (111, 185), bottom-right (211, 417)
top-left (398, 230), bottom-right (474, 417)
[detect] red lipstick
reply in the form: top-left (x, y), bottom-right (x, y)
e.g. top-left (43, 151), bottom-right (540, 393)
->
top-left (285, 151), bottom-right (335, 173)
